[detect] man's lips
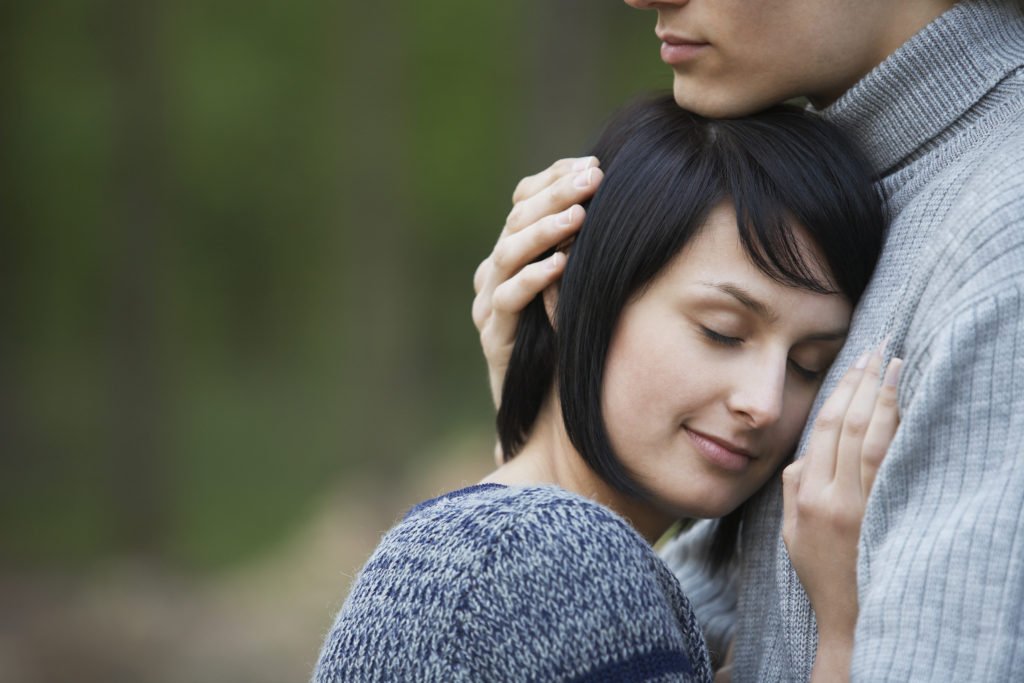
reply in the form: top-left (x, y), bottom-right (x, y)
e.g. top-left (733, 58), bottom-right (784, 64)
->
top-left (657, 30), bottom-right (706, 45)
top-left (657, 32), bottom-right (709, 65)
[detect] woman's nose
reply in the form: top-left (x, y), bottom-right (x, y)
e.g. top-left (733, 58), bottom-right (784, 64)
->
top-left (726, 357), bottom-right (786, 428)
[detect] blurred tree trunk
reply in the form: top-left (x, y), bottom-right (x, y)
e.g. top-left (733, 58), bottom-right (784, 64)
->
top-left (326, 4), bottom-right (426, 485)
top-left (105, 0), bottom-right (169, 555)
top-left (515, 0), bottom-right (613, 168)
top-left (0, 4), bottom-right (23, 546)
top-left (0, 3), bottom-right (19, 476)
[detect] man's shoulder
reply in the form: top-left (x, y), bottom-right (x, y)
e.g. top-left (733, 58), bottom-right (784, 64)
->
top-left (887, 83), bottom-right (1024, 242)
top-left (900, 103), bottom-right (1024, 289)
top-left (937, 105), bottom-right (1023, 257)
top-left (909, 89), bottom-right (1022, 208)
top-left (937, 119), bottom-right (1024, 262)
top-left (959, 102), bottom-right (1024, 200)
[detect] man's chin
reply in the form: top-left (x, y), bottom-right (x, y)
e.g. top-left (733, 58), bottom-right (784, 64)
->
top-left (672, 78), bottom-right (780, 119)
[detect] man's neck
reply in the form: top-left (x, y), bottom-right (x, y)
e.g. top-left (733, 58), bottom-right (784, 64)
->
top-left (815, 0), bottom-right (1024, 175)
top-left (810, 0), bottom-right (959, 109)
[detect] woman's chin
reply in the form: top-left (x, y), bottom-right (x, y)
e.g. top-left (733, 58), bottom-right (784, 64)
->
top-left (651, 493), bottom-right (742, 523)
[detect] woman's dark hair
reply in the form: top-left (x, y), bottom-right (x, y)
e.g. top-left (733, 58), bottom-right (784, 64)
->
top-left (497, 93), bottom-right (885, 565)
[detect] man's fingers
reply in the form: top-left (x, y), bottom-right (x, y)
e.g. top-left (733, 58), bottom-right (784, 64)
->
top-left (484, 252), bottom-right (566, 345)
top-left (473, 205), bottom-right (583, 329)
top-left (861, 358), bottom-right (902, 498)
top-left (835, 344), bottom-right (885, 492)
top-left (474, 155), bottom-right (596, 412)
top-left (492, 205), bottom-right (583, 281)
top-left (803, 352), bottom-right (868, 487)
top-left (504, 166), bottom-right (603, 235)
top-left (473, 256), bottom-right (491, 296)
top-left (471, 274), bottom-right (493, 331)
top-left (480, 156), bottom-right (591, 301)
top-left (512, 156), bottom-right (598, 205)
top-left (491, 252), bottom-right (565, 315)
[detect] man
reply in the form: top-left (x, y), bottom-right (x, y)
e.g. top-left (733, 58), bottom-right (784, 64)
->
top-left (471, 0), bottom-right (1024, 680)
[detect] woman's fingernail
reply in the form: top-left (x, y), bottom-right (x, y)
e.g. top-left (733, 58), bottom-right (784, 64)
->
top-left (883, 359), bottom-right (903, 387)
top-left (573, 168), bottom-right (594, 189)
top-left (572, 157), bottom-right (595, 172)
top-left (557, 206), bottom-right (577, 227)
top-left (548, 251), bottom-right (565, 269)
top-left (854, 352), bottom-right (870, 370)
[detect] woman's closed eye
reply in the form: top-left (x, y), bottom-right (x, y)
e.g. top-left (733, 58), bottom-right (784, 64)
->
top-left (788, 358), bottom-right (825, 382)
top-left (700, 325), bottom-right (743, 347)
top-left (701, 324), bottom-right (829, 382)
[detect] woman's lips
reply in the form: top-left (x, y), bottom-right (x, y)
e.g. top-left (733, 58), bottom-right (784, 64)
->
top-left (659, 37), bottom-right (709, 65)
top-left (684, 427), bottom-right (753, 472)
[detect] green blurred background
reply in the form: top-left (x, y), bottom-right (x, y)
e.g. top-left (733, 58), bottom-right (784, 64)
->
top-left (2, 1), bottom-right (665, 680)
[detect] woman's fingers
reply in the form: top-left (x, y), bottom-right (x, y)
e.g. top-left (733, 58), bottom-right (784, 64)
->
top-left (860, 358), bottom-right (902, 498)
top-left (802, 351), bottom-right (868, 488)
top-left (834, 345), bottom-right (886, 492)
top-left (784, 346), bottom-right (903, 655)
top-left (801, 342), bottom-right (902, 511)
top-left (781, 458), bottom-right (804, 546)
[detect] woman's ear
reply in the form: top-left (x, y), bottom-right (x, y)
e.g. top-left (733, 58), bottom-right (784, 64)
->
top-left (544, 243), bottom-right (571, 329)
top-left (542, 282), bottom-right (559, 330)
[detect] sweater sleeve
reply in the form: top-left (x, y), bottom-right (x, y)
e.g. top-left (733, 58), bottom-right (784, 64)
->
top-left (850, 199), bottom-right (1024, 678)
top-left (657, 520), bottom-right (739, 667)
top-left (312, 488), bottom-right (711, 683)
top-left (456, 496), bottom-right (711, 683)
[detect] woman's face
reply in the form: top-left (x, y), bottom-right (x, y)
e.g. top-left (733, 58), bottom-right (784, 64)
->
top-left (601, 202), bottom-right (851, 519)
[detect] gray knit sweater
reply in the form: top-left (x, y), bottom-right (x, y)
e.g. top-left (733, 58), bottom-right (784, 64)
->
top-left (314, 484), bottom-right (711, 682)
top-left (662, 1), bottom-right (1024, 680)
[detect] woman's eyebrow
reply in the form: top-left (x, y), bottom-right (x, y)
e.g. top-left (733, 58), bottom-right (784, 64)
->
top-left (696, 281), bottom-right (849, 340)
top-left (699, 281), bottom-right (778, 322)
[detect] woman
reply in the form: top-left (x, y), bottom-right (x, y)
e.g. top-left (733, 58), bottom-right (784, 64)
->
top-left (314, 95), bottom-right (899, 682)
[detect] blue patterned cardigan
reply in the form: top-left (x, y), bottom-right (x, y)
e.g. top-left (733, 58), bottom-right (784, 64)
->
top-left (313, 483), bottom-right (711, 682)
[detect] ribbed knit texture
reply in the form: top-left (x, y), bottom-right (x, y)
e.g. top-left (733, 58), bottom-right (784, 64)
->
top-left (662, 1), bottom-right (1024, 680)
top-left (658, 520), bottom-right (739, 668)
top-left (313, 484), bottom-right (712, 682)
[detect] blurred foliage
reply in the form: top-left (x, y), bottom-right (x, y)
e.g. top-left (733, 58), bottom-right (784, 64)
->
top-left (1, 0), bottom-right (665, 570)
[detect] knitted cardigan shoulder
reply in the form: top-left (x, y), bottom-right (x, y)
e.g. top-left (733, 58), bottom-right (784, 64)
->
top-left (313, 484), bottom-right (711, 682)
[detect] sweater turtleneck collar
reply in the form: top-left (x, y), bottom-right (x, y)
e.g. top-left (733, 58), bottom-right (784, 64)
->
top-left (814, 0), bottom-right (1024, 176)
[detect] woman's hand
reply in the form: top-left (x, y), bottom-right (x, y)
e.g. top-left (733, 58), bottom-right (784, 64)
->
top-left (472, 156), bottom-right (603, 408)
top-left (782, 343), bottom-right (903, 682)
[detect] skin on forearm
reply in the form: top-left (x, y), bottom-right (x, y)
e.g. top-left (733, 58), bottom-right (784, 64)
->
top-left (811, 602), bottom-right (857, 682)
top-left (783, 348), bottom-right (902, 682)
top-left (713, 639), bottom-right (735, 683)
top-left (811, 630), bottom-right (854, 683)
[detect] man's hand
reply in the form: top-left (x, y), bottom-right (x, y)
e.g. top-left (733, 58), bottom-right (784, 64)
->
top-left (472, 156), bottom-right (603, 408)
